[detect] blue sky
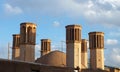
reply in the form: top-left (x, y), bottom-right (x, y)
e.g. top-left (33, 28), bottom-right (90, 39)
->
top-left (0, 0), bottom-right (120, 68)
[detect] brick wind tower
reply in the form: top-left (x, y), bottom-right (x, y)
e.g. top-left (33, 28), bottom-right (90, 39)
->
top-left (41, 39), bottom-right (51, 56)
top-left (81, 39), bottom-right (88, 69)
top-left (66, 25), bottom-right (82, 68)
top-left (89, 32), bottom-right (104, 70)
top-left (12, 34), bottom-right (20, 60)
top-left (20, 22), bottom-right (36, 62)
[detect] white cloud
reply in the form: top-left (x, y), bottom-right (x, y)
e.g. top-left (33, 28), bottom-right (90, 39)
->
top-left (106, 39), bottom-right (118, 45)
top-left (53, 21), bottom-right (60, 27)
top-left (35, 45), bottom-right (40, 59)
top-left (112, 48), bottom-right (120, 62)
top-left (105, 48), bottom-right (120, 67)
top-left (51, 44), bottom-right (61, 51)
top-left (6, 0), bottom-right (120, 26)
top-left (109, 32), bottom-right (120, 37)
top-left (4, 3), bottom-right (23, 14)
top-left (87, 40), bottom-right (89, 49)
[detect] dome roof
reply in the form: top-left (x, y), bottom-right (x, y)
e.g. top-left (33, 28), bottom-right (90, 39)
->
top-left (35, 50), bottom-right (66, 67)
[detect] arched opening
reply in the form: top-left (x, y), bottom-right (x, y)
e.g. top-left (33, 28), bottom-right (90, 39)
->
top-left (27, 26), bottom-right (32, 44)
top-left (20, 26), bottom-right (26, 43)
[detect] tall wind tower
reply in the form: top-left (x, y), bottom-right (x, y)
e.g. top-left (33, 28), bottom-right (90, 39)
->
top-left (41, 39), bottom-right (51, 56)
top-left (12, 34), bottom-right (20, 60)
top-left (66, 25), bottom-right (82, 68)
top-left (20, 22), bottom-right (36, 62)
top-left (81, 39), bottom-right (88, 69)
top-left (89, 32), bottom-right (104, 70)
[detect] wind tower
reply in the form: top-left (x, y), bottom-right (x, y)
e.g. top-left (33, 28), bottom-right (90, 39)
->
top-left (81, 39), bottom-right (88, 69)
top-left (66, 24), bottom-right (82, 68)
top-left (89, 32), bottom-right (104, 70)
top-left (12, 34), bottom-right (20, 60)
top-left (20, 22), bottom-right (36, 62)
top-left (41, 39), bottom-right (51, 56)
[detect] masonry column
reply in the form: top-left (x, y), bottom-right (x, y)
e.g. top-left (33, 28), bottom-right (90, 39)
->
top-left (12, 34), bottom-right (20, 60)
top-left (81, 39), bottom-right (88, 69)
top-left (20, 22), bottom-right (36, 62)
top-left (66, 24), bottom-right (82, 68)
top-left (89, 32), bottom-right (104, 70)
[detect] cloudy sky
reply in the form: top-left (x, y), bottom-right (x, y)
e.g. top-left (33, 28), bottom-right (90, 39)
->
top-left (0, 0), bottom-right (120, 68)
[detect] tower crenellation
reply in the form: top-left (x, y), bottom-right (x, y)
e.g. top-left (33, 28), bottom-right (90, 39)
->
top-left (81, 39), bottom-right (87, 53)
top-left (20, 22), bottom-right (36, 45)
top-left (41, 39), bottom-right (51, 56)
top-left (66, 24), bottom-right (82, 43)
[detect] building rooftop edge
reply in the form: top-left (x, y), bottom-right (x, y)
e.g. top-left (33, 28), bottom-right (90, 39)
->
top-left (105, 65), bottom-right (120, 69)
top-left (41, 39), bottom-right (51, 41)
top-left (20, 22), bottom-right (37, 26)
top-left (65, 24), bottom-right (82, 28)
top-left (88, 31), bottom-right (104, 34)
